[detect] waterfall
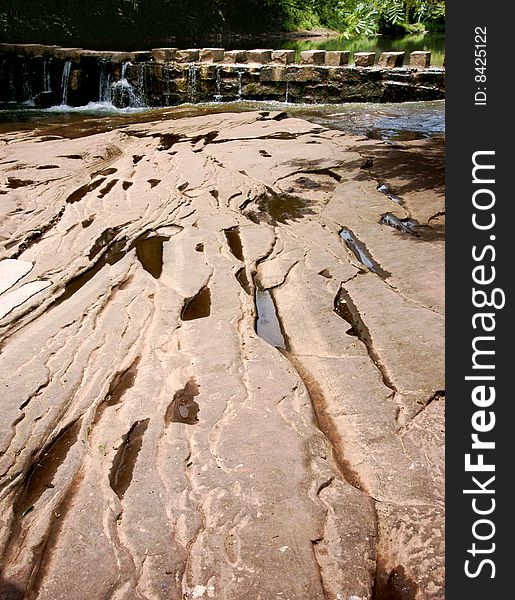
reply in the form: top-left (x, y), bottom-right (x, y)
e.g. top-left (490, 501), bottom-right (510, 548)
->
top-left (164, 67), bottom-right (171, 106)
top-left (285, 80), bottom-right (290, 104)
top-left (188, 64), bottom-right (198, 103)
top-left (112, 61), bottom-right (145, 108)
top-left (43, 59), bottom-right (52, 93)
top-left (98, 60), bottom-right (112, 103)
top-left (237, 68), bottom-right (244, 101)
top-left (214, 65), bottom-right (222, 102)
top-left (21, 60), bottom-right (33, 105)
top-left (61, 60), bottom-right (72, 105)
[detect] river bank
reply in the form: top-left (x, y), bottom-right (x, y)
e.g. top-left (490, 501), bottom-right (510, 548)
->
top-left (0, 106), bottom-right (444, 599)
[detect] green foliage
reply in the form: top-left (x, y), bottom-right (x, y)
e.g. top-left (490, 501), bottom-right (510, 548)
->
top-left (0, 0), bottom-right (445, 45)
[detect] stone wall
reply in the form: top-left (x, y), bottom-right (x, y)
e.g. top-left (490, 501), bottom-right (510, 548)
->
top-left (0, 44), bottom-right (444, 108)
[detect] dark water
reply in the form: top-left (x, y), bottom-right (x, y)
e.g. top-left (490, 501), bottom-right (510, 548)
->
top-left (68, 32), bottom-right (444, 66)
top-left (279, 33), bottom-right (444, 66)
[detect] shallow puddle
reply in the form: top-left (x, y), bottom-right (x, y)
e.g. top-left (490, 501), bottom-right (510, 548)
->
top-left (255, 288), bottom-right (286, 350)
top-left (66, 177), bottom-right (106, 203)
top-left (339, 228), bottom-right (390, 279)
top-left (134, 235), bottom-right (168, 279)
top-left (98, 179), bottom-right (118, 198)
top-left (165, 378), bottom-right (200, 425)
top-left (236, 268), bottom-right (251, 295)
top-left (181, 286), bottom-right (211, 321)
top-left (224, 227), bottom-right (244, 261)
top-left (380, 212), bottom-right (419, 237)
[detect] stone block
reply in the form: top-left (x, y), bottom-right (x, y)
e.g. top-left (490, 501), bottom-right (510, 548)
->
top-left (223, 50), bottom-right (248, 64)
top-left (325, 51), bottom-right (349, 66)
top-left (54, 48), bottom-right (83, 61)
top-left (200, 48), bottom-right (224, 62)
top-left (271, 50), bottom-right (295, 65)
top-left (354, 52), bottom-right (375, 67)
top-left (130, 51), bottom-right (152, 63)
top-left (247, 49), bottom-right (273, 64)
top-left (80, 50), bottom-right (115, 60)
top-left (378, 51), bottom-right (405, 68)
top-left (300, 50), bottom-right (326, 65)
top-left (289, 65), bottom-right (324, 83)
top-left (410, 51), bottom-right (431, 68)
top-left (110, 52), bottom-right (133, 64)
top-left (152, 48), bottom-right (178, 62)
top-left (175, 49), bottom-right (200, 63)
top-left (21, 44), bottom-right (59, 57)
top-left (259, 66), bottom-right (287, 82)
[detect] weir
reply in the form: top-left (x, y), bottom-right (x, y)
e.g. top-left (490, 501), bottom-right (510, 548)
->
top-left (0, 44), bottom-right (444, 108)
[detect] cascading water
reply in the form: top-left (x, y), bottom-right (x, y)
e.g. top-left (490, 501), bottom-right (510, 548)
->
top-left (98, 59), bottom-right (112, 103)
top-left (43, 59), bottom-right (52, 93)
top-left (111, 61), bottom-right (145, 108)
top-left (237, 68), bottom-right (244, 101)
top-left (61, 60), bottom-right (72, 105)
top-left (164, 67), bottom-right (171, 106)
top-left (21, 60), bottom-right (33, 105)
top-left (188, 63), bottom-right (198, 103)
top-left (136, 63), bottom-right (146, 105)
top-left (214, 65), bottom-right (222, 102)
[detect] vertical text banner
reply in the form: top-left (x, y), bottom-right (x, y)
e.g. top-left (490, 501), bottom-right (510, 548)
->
top-left (446, 0), bottom-right (510, 597)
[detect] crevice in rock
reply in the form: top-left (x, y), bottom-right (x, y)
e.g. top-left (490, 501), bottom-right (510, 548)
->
top-left (91, 167), bottom-right (117, 178)
top-left (22, 470), bottom-right (85, 600)
top-left (92, 358), bottom-right (141, 427)
top-left (109, 419), bottom-right (150, 500)
top-left (398, 390), bottom-right (445, 434)
top-left (8, 207), bottom-right (66, 259)
top-left (334, 285), bottom-right (398, 398)
top-left (339, 227), bottom-right (391, 279)
top-left (14, 419), bottom-right (81, 518)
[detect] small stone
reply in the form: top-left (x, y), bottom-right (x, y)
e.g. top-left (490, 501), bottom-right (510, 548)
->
top-left (175, 49), bottom-right (200, 63)
top-left (353, 52), bottom-right (375, 67)
top-left (325, 51), bottom-right (349, 66)
top-left (223, 50), bottom-right (247, 64)
top-left (247, 49), bottom-right (273, 64)
top-left (152, 48), bottom-right (178, 62)
top-left (271, 50), bottom-right (295, 65)
top-left (300, 50), bottom-right (326, 65)
top-left (200, 48), bottom-right (224, 63)
top-left (378, 52), bottom-right (405, 68)
top-left (410, 51), bottom-right (431, 68)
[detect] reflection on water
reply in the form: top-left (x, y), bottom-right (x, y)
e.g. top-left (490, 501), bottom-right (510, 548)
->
top-left (280, 33), bottom-right (444, 66)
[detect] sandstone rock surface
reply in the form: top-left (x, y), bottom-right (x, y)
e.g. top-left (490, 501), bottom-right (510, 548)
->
top-left (0, 110), bottom-right (444, 599)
